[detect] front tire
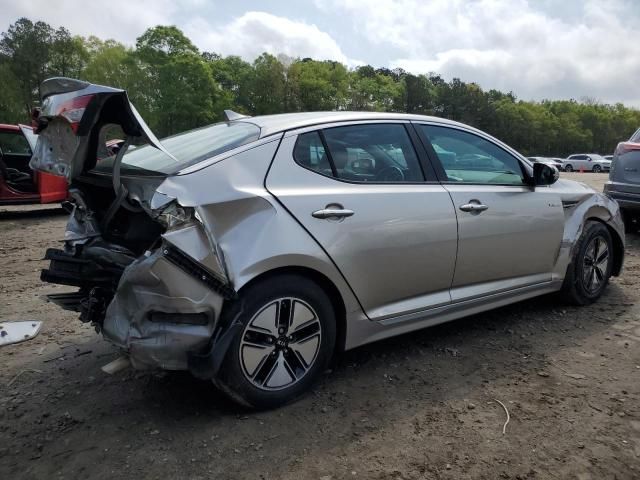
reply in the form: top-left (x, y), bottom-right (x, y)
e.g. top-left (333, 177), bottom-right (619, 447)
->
top-left (216, 274), bottom-right (336, 409)
top-left (561, 221), bottom-right (613, 305)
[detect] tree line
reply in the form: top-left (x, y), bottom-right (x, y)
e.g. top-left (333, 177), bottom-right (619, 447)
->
top-left (1, 17), bottom-right (639, 156)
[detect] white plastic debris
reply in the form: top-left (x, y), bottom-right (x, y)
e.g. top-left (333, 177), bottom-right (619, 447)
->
top-left (101, 356), bottom-right (131, 374)
top-left (0, 321), bottom-right (43, 346)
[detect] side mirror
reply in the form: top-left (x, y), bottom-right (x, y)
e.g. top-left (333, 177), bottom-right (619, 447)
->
top-left (533, 162), bottom-right (559, 186)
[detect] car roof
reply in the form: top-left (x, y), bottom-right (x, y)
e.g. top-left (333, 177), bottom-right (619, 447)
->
top-left (236, 111), bottom-right (472, 138)
top-left (0, 124), bottom-right (20, 132)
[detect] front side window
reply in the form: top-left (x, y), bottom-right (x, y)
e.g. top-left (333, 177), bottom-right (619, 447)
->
top-left (418, 125), bottom-right (525, 185)
top-left (294, 123), bottom-right (424, 183)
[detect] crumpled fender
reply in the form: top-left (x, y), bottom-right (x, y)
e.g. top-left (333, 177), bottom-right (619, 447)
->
top-left (552, 180), bottom-right (625, 278)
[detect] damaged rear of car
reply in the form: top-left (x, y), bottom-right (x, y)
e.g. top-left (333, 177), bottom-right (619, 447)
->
top-left (32, 78), bottom-right (267, 374)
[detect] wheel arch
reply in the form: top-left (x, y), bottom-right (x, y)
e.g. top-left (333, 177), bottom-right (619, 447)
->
top-left (235, 265), bottom-right (348, 353)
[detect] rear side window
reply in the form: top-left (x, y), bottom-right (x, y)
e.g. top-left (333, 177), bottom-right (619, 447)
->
top-left (630, 128), bottom-right (640, 143)
top-left (419, 125), bottom-right (525, 185)
top-left (294, 124), bottom-right (424, 183)
top-left (292, 131), bottom-right (333, 176)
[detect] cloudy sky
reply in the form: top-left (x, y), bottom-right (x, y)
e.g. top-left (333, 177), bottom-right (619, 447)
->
top-left (2, 0), bottom-right (638, 106)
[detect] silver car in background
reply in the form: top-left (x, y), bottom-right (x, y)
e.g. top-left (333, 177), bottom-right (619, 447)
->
top-left (563, 153), bottom-right (611, 172)
top-left (31, 78), bottom-right (625, 408)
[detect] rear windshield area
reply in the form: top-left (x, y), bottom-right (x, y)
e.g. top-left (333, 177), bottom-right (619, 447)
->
top-left (93, 121), bottom-right (260, 175)
top-left (631, 127), bottom-right (640, 143)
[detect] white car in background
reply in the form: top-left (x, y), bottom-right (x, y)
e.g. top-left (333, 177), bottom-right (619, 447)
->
top-left (563, 154), bottom-right (611, 173)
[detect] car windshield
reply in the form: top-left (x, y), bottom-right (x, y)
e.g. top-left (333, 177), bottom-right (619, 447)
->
top-left (93, 121), bottom-right (261, 175)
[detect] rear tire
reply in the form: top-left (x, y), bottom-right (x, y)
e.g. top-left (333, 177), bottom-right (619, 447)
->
top-left (561, 221), bottom-right (613, 305)
top-left (564, 164), bottom-right (573, 172)
top-left (592, 164), bottom-right (602, 173)
top-left (216, 274), bottom-right (336, 409)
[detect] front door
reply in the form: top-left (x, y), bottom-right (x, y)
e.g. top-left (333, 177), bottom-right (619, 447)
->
top-left (415, 123), bottom-right (565, 301)
top-left (266, 122), bottom-right (458, 321)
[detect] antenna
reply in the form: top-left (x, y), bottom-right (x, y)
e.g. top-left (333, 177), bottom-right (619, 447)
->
top-left (223, 110), bottom-right (249, 121)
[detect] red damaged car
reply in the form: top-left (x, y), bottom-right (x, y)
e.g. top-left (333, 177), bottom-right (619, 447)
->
top-left (0, 123), bottom-right (68, 205)
top-left (0, 123), bottom-right (123, 206)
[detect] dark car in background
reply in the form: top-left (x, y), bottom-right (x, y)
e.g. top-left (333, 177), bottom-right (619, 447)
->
top-left (0, 123), bottom-right (68, 205)
top-left (604, 127), bottom-right (640, 231)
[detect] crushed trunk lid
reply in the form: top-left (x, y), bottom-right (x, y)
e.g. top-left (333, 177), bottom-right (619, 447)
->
top-left (30, 77), bottom-right (174, 182)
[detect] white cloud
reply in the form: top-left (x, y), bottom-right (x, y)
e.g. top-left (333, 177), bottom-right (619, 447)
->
top-left (1, 0), bottom-right (178, 44)
top-left (3, 0), bottom-right (638, 106)
top-left (184, 11), bottom-right (353, 64)
top-left (317, 0), bottom-right (640, 106)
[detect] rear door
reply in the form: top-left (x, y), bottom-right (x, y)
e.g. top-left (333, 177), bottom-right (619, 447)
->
top-left (266, 121), bottom-right (458, 321)
top-left (415, 123), bottom-right (565, 301)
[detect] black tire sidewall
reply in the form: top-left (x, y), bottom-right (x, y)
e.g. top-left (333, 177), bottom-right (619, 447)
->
top-left (567, 222), bottom-right (613, 304)
top-left (218, 274), bottom-right (336, 409)
top-left (565, 164), bottom-right (573, 172)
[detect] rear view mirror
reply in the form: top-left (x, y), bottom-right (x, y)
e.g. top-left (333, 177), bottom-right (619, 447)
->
top-left (533, 162), bottom-right (559, 186)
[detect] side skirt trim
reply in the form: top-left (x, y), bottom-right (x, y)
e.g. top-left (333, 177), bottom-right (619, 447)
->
top-left (379, 280), bottom-right (561, 327)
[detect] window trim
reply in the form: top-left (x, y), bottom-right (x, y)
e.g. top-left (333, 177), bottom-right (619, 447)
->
top-left (291, 121), bottom-right (434, 185)
top-left (411, 121), bottom-right (534, 187)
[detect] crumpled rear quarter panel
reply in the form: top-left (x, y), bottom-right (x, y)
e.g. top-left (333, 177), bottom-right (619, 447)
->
top-left (103, 249), bottom-right (224, 370)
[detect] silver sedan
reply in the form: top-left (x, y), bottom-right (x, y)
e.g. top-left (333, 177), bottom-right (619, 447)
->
top-left (31, 78), bottom-right (625, 408)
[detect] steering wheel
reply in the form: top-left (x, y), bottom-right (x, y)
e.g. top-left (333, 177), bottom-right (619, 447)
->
top-left (376, 165), bottom-right (405, 182)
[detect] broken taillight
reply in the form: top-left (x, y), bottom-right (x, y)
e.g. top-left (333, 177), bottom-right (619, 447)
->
top-left (56, 94), bottom-right (95, 133)
top-left (616, 141), bottom-right (640, 156)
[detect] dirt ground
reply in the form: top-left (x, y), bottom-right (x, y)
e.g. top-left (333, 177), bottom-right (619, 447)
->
top-left (1, 172), bottom-right (639, 479)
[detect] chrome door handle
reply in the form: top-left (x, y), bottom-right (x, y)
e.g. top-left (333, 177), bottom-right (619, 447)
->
top-left (312, 208), bottom-right (355, 219)
top-left (459, 203), bottom-right (488, 212)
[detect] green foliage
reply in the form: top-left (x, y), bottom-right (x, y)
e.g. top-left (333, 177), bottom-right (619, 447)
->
top-left (288, 59), bottom-right (349, 111)
top-left (1, 17), bottom-right (639, 155)
top-left (0, 18), bottom-right (54, 116)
